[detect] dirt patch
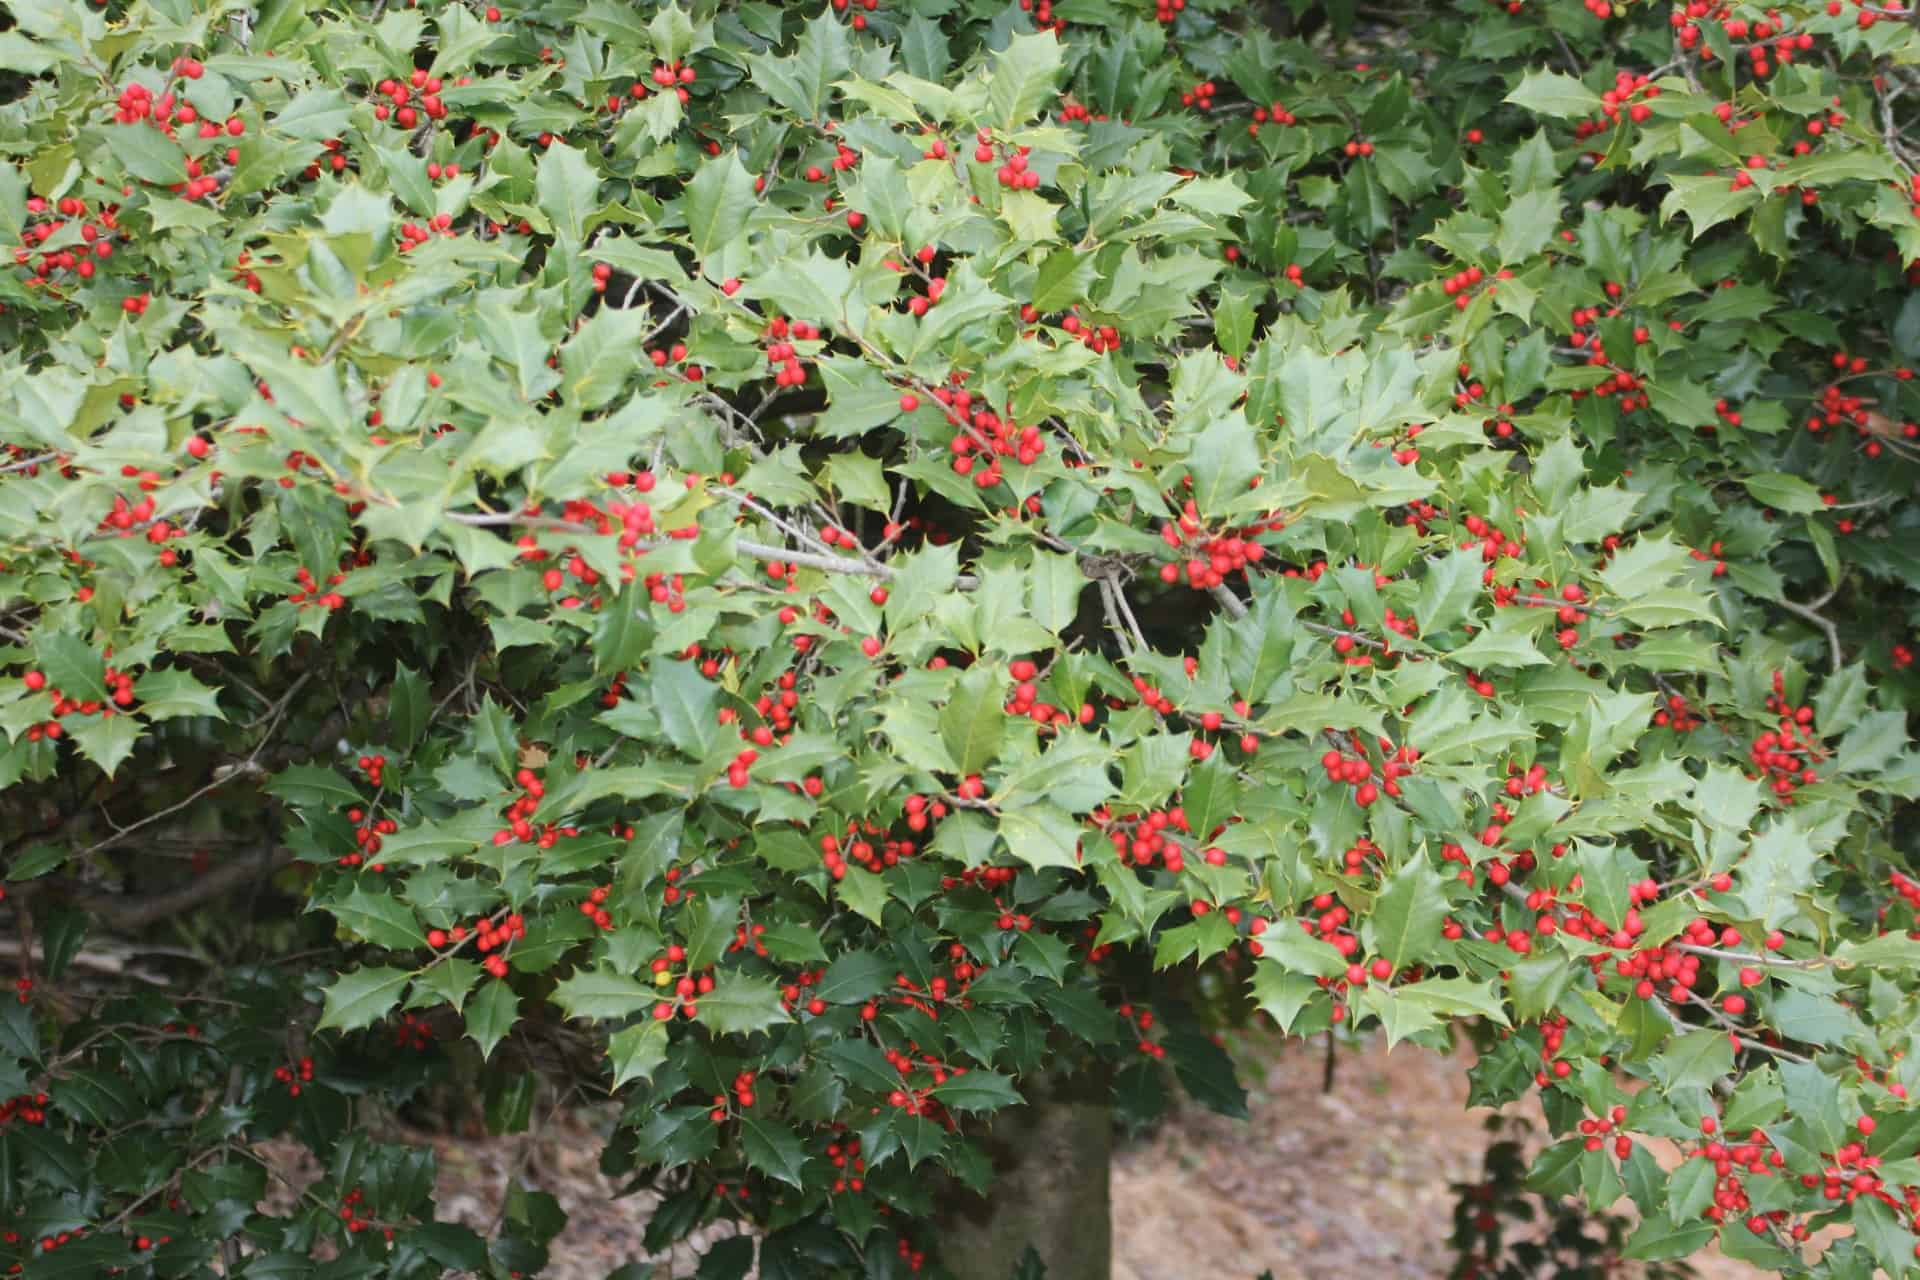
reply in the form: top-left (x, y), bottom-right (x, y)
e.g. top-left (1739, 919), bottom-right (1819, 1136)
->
top-left (1112, 1033), bottom-right (1761, 1280)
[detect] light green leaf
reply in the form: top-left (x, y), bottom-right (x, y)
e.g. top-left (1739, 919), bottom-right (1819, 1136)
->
top-left (683, 151), bottom-right (757, 261)
top-left (465, 981), bottom-right (518, 1060)
top-left (989, 31), bottom-right (1063, 128)
top-left (536, 142), bottom-right (601, 241)
top-left (1743, 472), bottom-right (1825, 514)
top-left (1370, 858), bottom-right (1449, 968)
top-left (1504, 70), bottom-right (1602, 118)
top-left (696, 974), bottom-right (790, 1035)
top-left (940, 665), bottom-right (1005, 776)
top-left (999, 804), bottom-right (1082, 870)
top-left (319, 967), bottom-right (411, 1032)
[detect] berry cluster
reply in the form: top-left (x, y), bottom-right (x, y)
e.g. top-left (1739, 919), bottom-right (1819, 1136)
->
top-left (764, 315), bottom-right (822, 388)
top-left (13, 194), bottom-right (121, 290)
top-left (973, 131), bottom-right (1042, 190)
top-left (579, 884), bottom-right (614, 931)
top-left (0, 1093), bottom-right (47, 1129)
top-left (1573, 71), bottom-right (1659, 138)
top-left (829, 0), bottom-right (881, 28)
top-left (1748, 672), bottom-right (1824, 799)
top-left (1179, 80), bottom-right (1217, 111)
top-left (15, 658), bottom-right (138, 744)
top-left (272, 1056), bottom-right (315, 1097)
top-left (426, 914), bottom-right (527, 980)
top-left (1319, 734), bottom-right (1418, 807)
top-left (1246, 102), bottom-right (1298, 138)
top-left (370, 68), bottom-right (451, 130)
top-left (710, 1069), bottom-right (757, 1120)
top-left (826, 1131), bottom-right (868, 1194)
top-left (392, 1013), bottom-right (435, 1051)
top-left (1155, 499), bottom-right (1274, 590)
top-left (337, 1186), bottom-right (390, 1239)
top-left (341, 805), bottom-right (398, 870)
top-left (819, 816), bottom-right (918, 877)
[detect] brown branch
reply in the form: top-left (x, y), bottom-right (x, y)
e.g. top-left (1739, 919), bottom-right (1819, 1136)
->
top-left (8, 844), bottom-right (298, 933)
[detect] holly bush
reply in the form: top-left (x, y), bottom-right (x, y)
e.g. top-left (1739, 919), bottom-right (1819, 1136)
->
top-left (5, 0), bottom-right (1920, 1274)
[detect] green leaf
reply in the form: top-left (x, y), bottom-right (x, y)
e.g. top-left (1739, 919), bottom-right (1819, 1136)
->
top-left (739, 1115), bottom-right (809, 1188)
top-left (1736, 818), bottom-right (1821, 930)
top-left (132, 669), bottom-right (225, 721)
top-left (822, 1039), bottom-right (900, 1093)
top-left (1852, 1194), bottom-right (1919, 1274)
top-left (998, 805), bottom-right (1082, 870)
top-left (815, 950), bottom-right (892, 1004)
top-left (649, 658), bottom-right (721, 756)
top-left (1743, 471), bottom-right (1825, 514)
top-left (553, 969), bottom-right (659, 1020)
top-left (390, 663), bottom-right (428, 748)
top-left (536, 142), bottom-right (600, 241)
top-left (989, 31), bottom-right (1064, 128)
top-left (1767, 990), bottom-right (1862, 1047)
top-left (102, 122), bottom-right (189, 184)
top-left (1448, 629), bottom-right (1547, 669)
top-left (66, 716), bottom-right (140, 778)
top-left (327, 886), bottom-right (426, 950)
top-left (1415, 547), bottom-right (1485, 634)
top-left (929, 1070), bottom-right (1022, 1113)
top-left (1504, 70), bottom-right (1602, 118)
top-left (1836, 934), bottom-right (1920, 969)
top-left (1653, 1028), bottom-right (1734, 1091)
top-left (1496, 187), bottom-right (1561, 266)
top-left (318, 967), bottom-right (410, 1032)
top-left (696, 974), bottom-right (790, 1035)
top-left (465, 981), bottom-right (518, 1060)
top-left (1694, 765), bottom-right (1763, 834)
top-left (1623, 1214), bottom-right (1718, 1261)
top-left (37, 633), bottom-right (108, 703)
top-left (1369, 858), bottom-right (1449, 968)
top-left (683, 151), bottom-right (757, 261)
top-left (1026, 550), bottom-right (1088, 636)
top-left (266, 764), bottom-right (363, 809)
top-left (750, 249), bottom-right (856, 331)
top-left (1660, 173), bottom-right (1763, 239)
top-left (1391, 977), bottom-right (1510, 1027)
top-left (940, 665), bottom-right (1005, 776)
top-left (608, 1019), bottom-right (671, 1089)
top-left (1837, 710), bottom-right (1906, 776)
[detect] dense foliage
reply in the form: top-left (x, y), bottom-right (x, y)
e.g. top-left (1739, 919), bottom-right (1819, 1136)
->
top-left (5, 0), bottom-right (1920, 1274)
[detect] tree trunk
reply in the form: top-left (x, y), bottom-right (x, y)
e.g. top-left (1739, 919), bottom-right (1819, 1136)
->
top-left (936, 1087), bottom-right (1113, 1280)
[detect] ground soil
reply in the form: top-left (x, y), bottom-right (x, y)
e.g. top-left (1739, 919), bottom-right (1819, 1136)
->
top-left (261, 1032), bottom-right (1764, 1279)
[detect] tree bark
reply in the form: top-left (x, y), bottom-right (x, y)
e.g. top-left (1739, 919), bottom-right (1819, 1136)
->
top-left (936, 1083), bottom-right (1113, 1280)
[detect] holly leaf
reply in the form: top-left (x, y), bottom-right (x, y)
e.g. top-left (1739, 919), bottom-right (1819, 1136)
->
top-left (1369, 858), bottom-right (1449, 968)
top-left (318, 967), bottom-right (410, 1032)
top-left (132, 669), bottom-right (225, 721)
top-left (1504, 70), bottom-right (1602, 118)
top-left (929, 1070), bottom-right (1022, 1113)
top-left (683, 150), bottom-right (757, 260)
top-left (696, 974), bottom-right (790, 1035)
top-left (815, 949), bottom-right (892, 1004)
top-left (608, 1020), bottom-right (671, 1090)
top-left (553, 968), bottom-right (660, 1020)
top-left (328, 886), bottom-right (427, 950)
top-left (739, 1114), bottom-right (809, 1188)
top-left (465, 981), bottom-right (518, 1060)
top-left (940, 665), bottom-right (1005, 776)
top-left (989, 31), bottom-right (1063, 128)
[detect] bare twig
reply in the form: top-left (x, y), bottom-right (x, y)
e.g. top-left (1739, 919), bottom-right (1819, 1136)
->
top-left (1776, 594), bottom-right (1843, 671)
top-left (1209, 583), bottom-right (1249, 620)
top-left (1097, 579), bottom-right (1135, 657)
